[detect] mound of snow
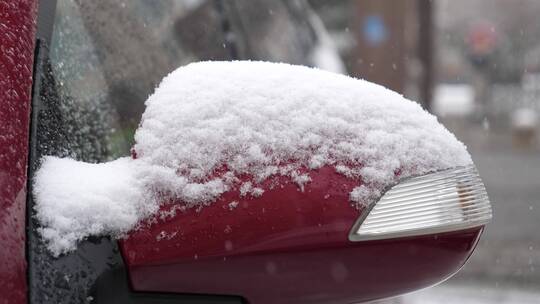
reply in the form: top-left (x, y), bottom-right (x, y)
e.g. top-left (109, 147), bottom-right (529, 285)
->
top-left (33, 157), bottom-right (156, 256)
top-left (34, 61), bottom-right (472, 256)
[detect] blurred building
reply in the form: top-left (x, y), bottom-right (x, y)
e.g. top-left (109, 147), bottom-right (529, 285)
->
top-left (310, 0), bottom-right (434, 109)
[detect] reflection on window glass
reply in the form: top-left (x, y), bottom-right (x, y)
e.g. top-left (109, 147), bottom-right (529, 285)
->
top-left (48, 0), bottom-right (231, 160)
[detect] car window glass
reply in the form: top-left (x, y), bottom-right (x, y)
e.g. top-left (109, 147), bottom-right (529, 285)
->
top-left (47, 0), bottom-right (231, 160)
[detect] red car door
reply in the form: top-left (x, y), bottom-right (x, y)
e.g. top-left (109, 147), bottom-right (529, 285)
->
top-left (0, 0), bottom-right (38, 302)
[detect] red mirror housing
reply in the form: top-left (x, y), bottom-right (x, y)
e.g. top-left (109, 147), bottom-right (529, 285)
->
top-left (120, 166), bottom-right (483, 304)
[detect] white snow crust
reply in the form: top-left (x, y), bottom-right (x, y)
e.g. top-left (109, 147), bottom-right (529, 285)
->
top-left (33, 61), bottom-right (472, 256)
top-left (33, 157), bottom-right (156, 256)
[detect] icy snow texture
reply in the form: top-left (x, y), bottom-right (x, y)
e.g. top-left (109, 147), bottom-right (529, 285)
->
top-left (34, 61), bottom-right (472, 256)
top-left (134, 61), bottom-right (471, 204)
top-left (33, 157), bottom-right (156, 256)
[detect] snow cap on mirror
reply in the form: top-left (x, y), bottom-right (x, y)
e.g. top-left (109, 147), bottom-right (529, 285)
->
top-left (34, 61), bottom-right (472, 256)
top-left (134, 61), bottom-right (471, 204)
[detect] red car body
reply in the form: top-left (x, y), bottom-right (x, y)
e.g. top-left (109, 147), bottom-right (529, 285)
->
top-left (0, 0), bottom-right (38, 302)
top-left (122, 167), bottom-right (482, 303)
top-left (0, 1), bottom-right (484, 303)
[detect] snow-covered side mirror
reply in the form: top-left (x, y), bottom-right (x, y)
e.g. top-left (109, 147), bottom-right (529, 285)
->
top-left (34, 61), bottom-right (490, 303)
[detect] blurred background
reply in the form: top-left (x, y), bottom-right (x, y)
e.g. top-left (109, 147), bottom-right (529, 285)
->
top-left (42, 0), bottom-right (540, 302)
top-left (309, 0), bottom-right (540, 302)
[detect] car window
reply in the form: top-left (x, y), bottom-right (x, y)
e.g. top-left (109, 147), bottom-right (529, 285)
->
top-left (46, 0), bottom-right (233, 160)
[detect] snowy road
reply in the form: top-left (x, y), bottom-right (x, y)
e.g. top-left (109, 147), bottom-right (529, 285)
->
top-left (400, 283), bottom-right (540, 304)
top-left (452, 122), bottom-right (540, 286)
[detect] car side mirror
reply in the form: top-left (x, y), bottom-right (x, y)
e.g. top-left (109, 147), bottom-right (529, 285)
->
top-left (34, 61), bottom-right (491, 303)
top-left (120, 165), bottom-right (488, 304)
